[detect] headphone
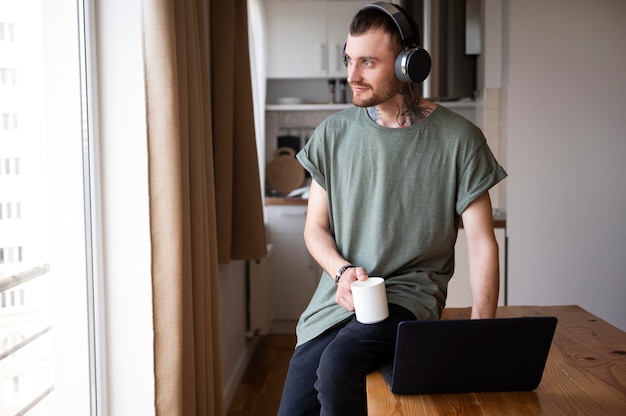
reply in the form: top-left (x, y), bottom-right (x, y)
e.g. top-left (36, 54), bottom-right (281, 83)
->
top-left (342, 2), bottom-right (431, 84)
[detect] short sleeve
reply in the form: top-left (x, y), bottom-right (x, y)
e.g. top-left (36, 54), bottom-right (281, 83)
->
top-left (455, 140), bottom-right (507, 214)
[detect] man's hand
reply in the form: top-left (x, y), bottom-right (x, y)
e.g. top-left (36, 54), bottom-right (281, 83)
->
top-left (335, 267), bottom-right (369, 311)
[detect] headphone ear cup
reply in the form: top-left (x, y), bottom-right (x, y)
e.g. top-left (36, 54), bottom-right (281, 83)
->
top-left (341, 43), bottom-right (348, 67)
top-left (394, 47), bottom-right (431, 83)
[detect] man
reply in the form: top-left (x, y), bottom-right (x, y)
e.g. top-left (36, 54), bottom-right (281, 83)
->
top-left (277, 3), bottom-right (507, 415)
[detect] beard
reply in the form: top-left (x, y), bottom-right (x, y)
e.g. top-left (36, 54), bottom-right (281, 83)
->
top-left (350, 77), bottom-right (403, 108)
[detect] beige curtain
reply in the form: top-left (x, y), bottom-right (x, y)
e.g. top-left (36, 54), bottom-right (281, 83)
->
top-left (142, 0), bottom-right (266, 414)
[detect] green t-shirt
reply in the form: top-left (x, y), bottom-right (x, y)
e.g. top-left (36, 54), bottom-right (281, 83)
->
top-left (295, 105), bottom-right (507, 346)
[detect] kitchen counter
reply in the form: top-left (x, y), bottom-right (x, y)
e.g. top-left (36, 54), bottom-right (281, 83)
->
top-left (265, 99), bottom-right (476, 112)
top-left (265, 197), bottom-right (308, 206)
top-left (265, 197), bottom-right (506, 228)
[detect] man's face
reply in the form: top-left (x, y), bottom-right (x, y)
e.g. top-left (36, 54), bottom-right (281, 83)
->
top-left (344, 29), bottom-right (403, 108)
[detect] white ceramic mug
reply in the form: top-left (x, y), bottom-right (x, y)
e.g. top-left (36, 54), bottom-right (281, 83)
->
top-left (351, 277), bottom-right (389, 324)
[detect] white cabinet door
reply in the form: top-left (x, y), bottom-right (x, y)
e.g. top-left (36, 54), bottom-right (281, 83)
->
top-left (446, 228), bottom-right (506, 308)
top-left (268, 233), bottom-right (321, 319)
top-left (326, 1), bottom-right (367, 78)
top-left (265, 1), bottom-right (327, 78)
top-left (265, 205), bottom-right (322, 328)
top-left (264, 1), bottom-right (369, 79)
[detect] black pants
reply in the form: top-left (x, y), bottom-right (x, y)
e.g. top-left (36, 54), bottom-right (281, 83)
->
top-left (277, 304), bottom-right (415, 416)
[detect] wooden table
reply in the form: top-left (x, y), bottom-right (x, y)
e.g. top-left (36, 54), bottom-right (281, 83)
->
top-left (366, 305), bottom-right (626, 415)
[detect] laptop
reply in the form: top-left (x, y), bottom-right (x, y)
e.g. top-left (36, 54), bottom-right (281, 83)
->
top-left (380, 316), bottom-right (558, 395)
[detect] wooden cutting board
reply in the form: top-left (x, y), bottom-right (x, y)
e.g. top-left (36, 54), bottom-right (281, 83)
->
top-left (266, 147), bottom-right (305, 195)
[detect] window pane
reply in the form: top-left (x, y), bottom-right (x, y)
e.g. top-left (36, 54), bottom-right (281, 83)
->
top-left (0, 1), bottom-right (94, 415)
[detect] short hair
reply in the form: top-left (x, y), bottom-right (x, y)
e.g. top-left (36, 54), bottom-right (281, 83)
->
top-left (349, 4), bottom-right (420, 55)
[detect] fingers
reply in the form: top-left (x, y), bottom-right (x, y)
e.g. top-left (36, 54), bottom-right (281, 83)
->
top-left (354, 267), bottom-right (369, 281)
top-left (335, 267), bottom-right (368, 311)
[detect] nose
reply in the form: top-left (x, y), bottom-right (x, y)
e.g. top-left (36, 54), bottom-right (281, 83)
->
top-left (347, 62), bottom-right (361, 84)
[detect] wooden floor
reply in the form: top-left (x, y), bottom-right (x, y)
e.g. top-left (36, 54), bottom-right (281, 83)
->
top-left (227, 334), bottom-right (296, 416)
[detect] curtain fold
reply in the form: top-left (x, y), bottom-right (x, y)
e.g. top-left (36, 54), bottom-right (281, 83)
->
top-left (142, 0), bottom-right (266, 414)
top-left (211, 0), bottom-right (267, 262)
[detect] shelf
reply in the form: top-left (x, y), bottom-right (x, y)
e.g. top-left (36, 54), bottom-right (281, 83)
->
top-left (434, 99), bottom-right (477, 109)
top-left (266, 99), bottom-right (476, 112)
top-left (266, 103), bottom-right (353, 111)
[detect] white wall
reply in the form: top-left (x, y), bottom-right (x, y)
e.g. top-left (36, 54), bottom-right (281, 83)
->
top-left (219, 261), bottom-right (257, 409)
top-left (96, 0), bottom-right (155, 414)
top-left (505, 0), bottom-right (626, 330)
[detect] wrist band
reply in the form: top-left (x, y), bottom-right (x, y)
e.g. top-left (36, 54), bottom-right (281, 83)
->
top-left (335, 264), bottom-right (356, 284)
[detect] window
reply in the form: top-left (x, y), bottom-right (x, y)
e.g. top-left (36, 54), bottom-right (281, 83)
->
top-left (2, 377), bottom-right (20, 405)
top-left (0, 202), bottom-right (22, 220)
top-left (0, 68), bottom-right (17, 87)
top-left (0, 22), bottom-right (16, 42)
top-left (0, 246), bottom-right (23, 265)
top-left (0, 1), bottom-right (96, 414)
top-left (0, 158), bottom-right (19, 175)
top-left (1, 114), bottom-right (18, 131)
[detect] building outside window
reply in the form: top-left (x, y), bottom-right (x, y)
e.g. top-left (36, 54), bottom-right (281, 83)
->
top-left (0, 1), bottom-right (95, 414)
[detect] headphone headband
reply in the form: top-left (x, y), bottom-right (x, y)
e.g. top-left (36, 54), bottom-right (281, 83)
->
top-left (360, 2), bottom-right (417, 47)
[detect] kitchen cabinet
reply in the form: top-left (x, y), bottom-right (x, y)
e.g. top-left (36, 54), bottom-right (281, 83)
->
top-left (265, 203), bottom-right (322, 332)
top-left (326, 1), bottom-right (367, 77)
top-left (264, 0), bottom-right (369, 79)
top-left (446, 227), bottom-right (507, 307)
